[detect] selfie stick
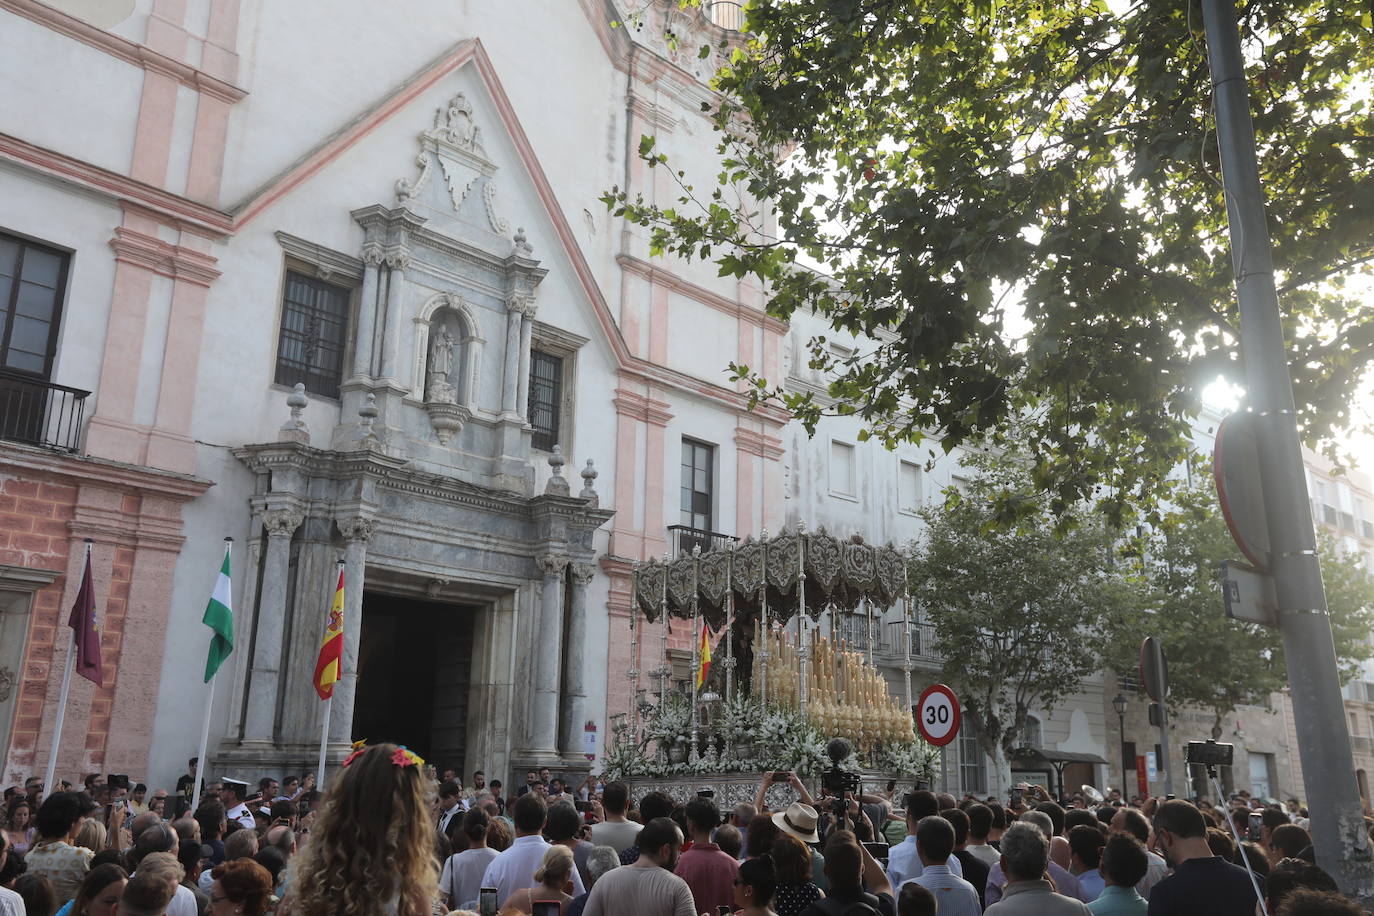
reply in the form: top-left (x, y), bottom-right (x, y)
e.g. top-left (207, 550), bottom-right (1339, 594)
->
top-left (1204, 764), bottom-right (1268, 916)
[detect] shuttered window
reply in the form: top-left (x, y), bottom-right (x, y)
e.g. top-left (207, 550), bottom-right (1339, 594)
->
top-left (0, 233), bottom-right (68, 378)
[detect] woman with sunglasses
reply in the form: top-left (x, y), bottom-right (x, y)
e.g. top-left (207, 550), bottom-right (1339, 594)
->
top-left (734, 854), bottom-right (780, 916)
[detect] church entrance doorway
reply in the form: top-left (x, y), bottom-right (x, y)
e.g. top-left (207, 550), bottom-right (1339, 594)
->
top-left (353, 591), bottom-right (476, 770)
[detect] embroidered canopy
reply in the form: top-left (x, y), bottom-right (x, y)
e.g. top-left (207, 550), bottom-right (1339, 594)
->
top-left (633, 528), bottom-right (907, 629)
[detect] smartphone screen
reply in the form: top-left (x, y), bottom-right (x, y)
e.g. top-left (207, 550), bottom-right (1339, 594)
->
top-left (478, 887), bottom-right (498, 916)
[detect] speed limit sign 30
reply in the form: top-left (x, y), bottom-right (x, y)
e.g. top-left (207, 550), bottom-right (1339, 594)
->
top-left (916, 684), bottom-right (961, 747)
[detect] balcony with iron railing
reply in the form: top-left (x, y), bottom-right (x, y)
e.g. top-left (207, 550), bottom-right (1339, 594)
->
top-left (0, 369), bottom-right (89, 453)
top-left (667, 525), bottom-right (739, 557)
top-left (708, 1), bottom-right (745, 31)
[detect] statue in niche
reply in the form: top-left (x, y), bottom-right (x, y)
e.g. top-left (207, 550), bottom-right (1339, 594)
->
top-left (425, 324), bottom-right (458, 405)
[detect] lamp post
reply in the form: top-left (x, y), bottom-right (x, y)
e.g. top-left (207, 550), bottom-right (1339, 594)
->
top-left (1113, 693), bottom-right (1129, 797)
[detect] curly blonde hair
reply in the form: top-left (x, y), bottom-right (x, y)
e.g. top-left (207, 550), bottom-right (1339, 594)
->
top-left (285, 744), bottom-right (437, 916)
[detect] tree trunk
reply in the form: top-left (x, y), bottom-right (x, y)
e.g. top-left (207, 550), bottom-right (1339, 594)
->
top-left (988, 743), bottom-right (1013, 798)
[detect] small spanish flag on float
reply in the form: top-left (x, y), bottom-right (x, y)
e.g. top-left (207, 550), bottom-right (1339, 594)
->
top-left (313, 565), bottom-right (345, 699)
top-left (696, 623), bottom-right (712, 689)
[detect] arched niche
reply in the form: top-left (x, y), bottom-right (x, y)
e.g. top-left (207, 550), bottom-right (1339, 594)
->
top-left (412, 292), bottom-right (484, 411)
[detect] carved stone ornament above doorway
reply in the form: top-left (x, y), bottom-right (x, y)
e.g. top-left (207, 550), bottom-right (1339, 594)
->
top-left (395, 91), bottom-right (512, 237)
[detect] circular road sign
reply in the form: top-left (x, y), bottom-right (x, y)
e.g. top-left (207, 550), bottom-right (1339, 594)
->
top-left (916, 683), bottom-right (961, 747)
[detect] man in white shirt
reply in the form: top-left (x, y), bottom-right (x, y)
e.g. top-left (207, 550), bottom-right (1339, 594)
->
top-left (220, 779), bottom-right (254, 829)
top-left (899, 816), bottom-right (981, 916)
top-left (480, 793), bottom-right (586, 908)
top-left (887, 791), bottom-right (963, 888)
top-left (588, 781), bottom-right (641, 853)
top-left (0, 832), bottom-right (26, 916)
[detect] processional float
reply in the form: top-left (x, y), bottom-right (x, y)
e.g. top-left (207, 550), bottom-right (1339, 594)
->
top-left (612, 524), bottom-right (929, 781)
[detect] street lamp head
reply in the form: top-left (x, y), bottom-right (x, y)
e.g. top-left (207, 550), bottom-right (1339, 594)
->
top-left (1112, 694), bottom-right (1128, 716)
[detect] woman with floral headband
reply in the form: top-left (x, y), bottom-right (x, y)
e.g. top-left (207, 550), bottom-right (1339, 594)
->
top-left (282, 743), bottom-right (437, 916)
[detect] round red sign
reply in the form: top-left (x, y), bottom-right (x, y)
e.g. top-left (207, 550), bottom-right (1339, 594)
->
top-left (916, 683), bottom-right (961, 747)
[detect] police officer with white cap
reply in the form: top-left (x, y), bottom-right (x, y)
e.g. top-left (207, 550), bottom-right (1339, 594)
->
top-left (221, 777), bottom-right (255, 829)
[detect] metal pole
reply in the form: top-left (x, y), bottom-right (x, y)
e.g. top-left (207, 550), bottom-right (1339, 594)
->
top-left (798, 526), bottom-right (809, 716)
top-left (689, 547), bottom-right (701, 764)
top-left (1117, 709), bottom-right (1127, 797)
top-left (1200, 0), bottom-right (1373, 893)
top-left (1151, 641), bottom-right (1174, 798)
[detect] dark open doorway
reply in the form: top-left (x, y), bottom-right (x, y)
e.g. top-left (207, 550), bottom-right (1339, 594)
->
top-left (353, 591), bottom-right (475, 768)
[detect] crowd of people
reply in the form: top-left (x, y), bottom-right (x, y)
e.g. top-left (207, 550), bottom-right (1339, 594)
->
top-left (1, 754), bottom-right (1368, 916)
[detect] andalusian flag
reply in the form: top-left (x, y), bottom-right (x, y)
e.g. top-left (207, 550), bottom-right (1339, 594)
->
top-left (313, 566), bottom-right (345, 700)
top-left (201, 544), bottom-right (234, 683)
top-left (696, 624), bottom-right (712, 689)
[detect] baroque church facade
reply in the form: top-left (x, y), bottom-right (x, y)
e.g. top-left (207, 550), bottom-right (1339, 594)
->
top-left (0, 0), bottom-right (790, 786)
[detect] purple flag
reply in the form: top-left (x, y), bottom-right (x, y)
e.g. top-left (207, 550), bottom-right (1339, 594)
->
top-left (66, 549), bottom-right (102, 686)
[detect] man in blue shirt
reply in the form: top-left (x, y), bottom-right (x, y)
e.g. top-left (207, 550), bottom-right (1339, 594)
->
top-left (1068, 825), bottom-right (1107, 901)
top-left (1088, 835), bottom-right (1148, 915)
top-left (898, 816), bottom-right (981, 916)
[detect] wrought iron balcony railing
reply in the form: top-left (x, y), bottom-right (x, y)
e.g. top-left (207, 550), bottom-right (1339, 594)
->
top-left (709, 1), bottom-right (744, 31)
top-left (667, 525), bottom-right (739, 558)
top-left (0, 369), bottom-right (89, 453)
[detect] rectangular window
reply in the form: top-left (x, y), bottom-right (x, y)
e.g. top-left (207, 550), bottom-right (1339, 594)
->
top-left (680, 439), bottom-right (714, 532)
top-left (0, 232), bottom-right (69, 378)
top-left (830, 440), bottom-right (856, 498)
top-left (274, 270), bottom-right (350, 398)
top-left (528, 349), bottom-right (563, 451)
top-left (899, 460), bottom-right (922, 513)
top-left (958, 728), bottom-right (986, 795)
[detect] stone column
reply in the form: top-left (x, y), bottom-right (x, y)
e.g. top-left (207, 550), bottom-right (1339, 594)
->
top-left (243, 508), bottom-right (303, 742)
top-left (501, 304), bottom-right (523, 415)
top-left (558, 562), bottom-right (595, 760)
top-left (351, 244), bottom-right (384, 379)
top-left (378, 252), bottom-right (409, 383)
top-left (330, 517), bottom-right (373, 745)
top-left (531, 553), bottom-right (568, 755)
top-left (516, 315), bottom-right (534, 418)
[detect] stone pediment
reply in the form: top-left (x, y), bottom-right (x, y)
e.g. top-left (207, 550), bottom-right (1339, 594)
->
top-left (394, 92), bottom-right (512, 246)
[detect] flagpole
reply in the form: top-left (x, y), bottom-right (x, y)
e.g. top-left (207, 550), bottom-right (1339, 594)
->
top-left (190, 675), bottom-right (215, 813)
top-left (316, 558), bottom-right (345, 793)
top-left (317, 696), bottom-right (332, 792)
top-left (192, 537), bottom-right (233, 814)
top-left (43, 539), bottom-right (92, 796)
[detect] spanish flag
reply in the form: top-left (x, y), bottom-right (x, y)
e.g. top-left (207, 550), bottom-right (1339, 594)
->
top-left (313, 566), bottom-right (345, 700)
top-left (696, 623), bottom-right (712, 689)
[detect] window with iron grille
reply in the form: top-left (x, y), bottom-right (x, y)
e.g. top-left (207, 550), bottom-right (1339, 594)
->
top-left (680, 439), bottom-right (714, 532)
top-left (274, 271), bottom-right (350, 398)
top-left (0, 232), bottom-right (68, 379)
top-left (959, 727), bottom-right (986, 795)
top-left (528, 349), bottom-right (563, 451)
